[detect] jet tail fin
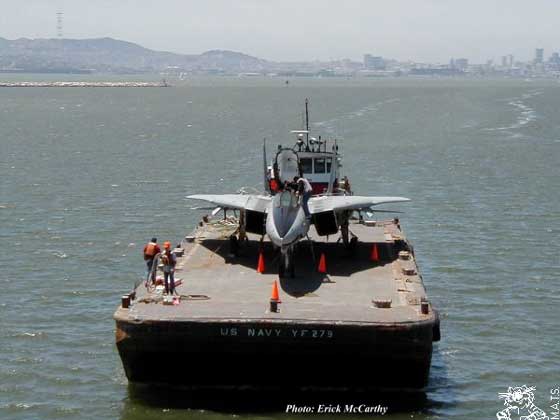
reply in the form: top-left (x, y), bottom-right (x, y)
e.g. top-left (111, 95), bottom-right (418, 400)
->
top-left (263, 138), bottom-right (270, 194)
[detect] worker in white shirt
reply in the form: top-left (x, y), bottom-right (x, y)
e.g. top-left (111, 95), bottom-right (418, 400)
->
top-left (293, 176), bottom-right (313, 219)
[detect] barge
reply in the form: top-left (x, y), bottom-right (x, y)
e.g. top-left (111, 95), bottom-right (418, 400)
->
top-left (114, 100), bottom-right (440, 391)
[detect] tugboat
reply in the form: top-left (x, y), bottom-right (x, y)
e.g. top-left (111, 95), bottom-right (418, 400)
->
top-left (114, 100), bottom-right (440, 391)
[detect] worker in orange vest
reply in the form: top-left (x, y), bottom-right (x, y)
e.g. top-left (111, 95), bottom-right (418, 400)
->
top-left (161, 241), bottom-right (177, 295)
top-left (143, 237), bottom-right (161, 283)
top-left (269, 178), bottom-right (279, 193)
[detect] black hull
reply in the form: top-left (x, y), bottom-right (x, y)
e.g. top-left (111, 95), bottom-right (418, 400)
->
top-left (116, 319), bottom-right (435, 390)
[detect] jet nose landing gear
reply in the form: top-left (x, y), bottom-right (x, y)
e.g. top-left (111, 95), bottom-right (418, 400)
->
top-left (278, 248), bottom-right (296, 278)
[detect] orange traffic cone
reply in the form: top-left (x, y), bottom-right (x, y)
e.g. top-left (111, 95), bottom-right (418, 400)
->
top-left (318, 252), bottom-right (327, 273)
top-left (257, 251), bottom-right (265, 274)
top-left (271, 280), bottom-right (281, 303)
top-left (370, 243), bottom-right (380, 262)
top-left (269, 280), bottom-right (281, 312)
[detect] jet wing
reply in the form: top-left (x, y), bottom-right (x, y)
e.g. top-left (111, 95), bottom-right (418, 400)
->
top-left (309, 195), bottom-right (410, 213)
top-left (187, 194), bottom-right (271, 213)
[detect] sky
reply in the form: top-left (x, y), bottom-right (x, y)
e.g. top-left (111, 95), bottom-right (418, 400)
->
top-left (2, 0), bottom-right (560, 63)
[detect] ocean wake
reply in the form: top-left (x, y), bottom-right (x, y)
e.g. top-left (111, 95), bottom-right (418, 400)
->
top-left (312, 98), bottom-right (400, 135)
top-left (485, 89), bottom-right (542, 131)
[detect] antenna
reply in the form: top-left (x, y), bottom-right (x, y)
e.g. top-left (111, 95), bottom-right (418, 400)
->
top-left (305, 98), bottom-right (309, 146)
top-left (56, 12), bottom-right (63, 38)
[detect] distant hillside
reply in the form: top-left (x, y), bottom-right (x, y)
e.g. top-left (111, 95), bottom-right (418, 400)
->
top-left (0, 37), bottom-right (269, 74)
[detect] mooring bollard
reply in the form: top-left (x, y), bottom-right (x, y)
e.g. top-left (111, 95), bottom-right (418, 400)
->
top-left (421, 298), bottom-right (429, 314)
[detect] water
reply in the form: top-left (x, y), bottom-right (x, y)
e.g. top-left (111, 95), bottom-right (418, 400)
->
top-left (1, 76), bottom-right (559, 420)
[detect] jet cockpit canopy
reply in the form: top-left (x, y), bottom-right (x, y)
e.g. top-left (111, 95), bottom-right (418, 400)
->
top-left (274, 148), bottom-right (300, 185)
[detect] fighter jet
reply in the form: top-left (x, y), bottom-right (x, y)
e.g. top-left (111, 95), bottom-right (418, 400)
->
top-left (187, 135), bottom-right (409, 277)
top-left (188, 100), bottom-right (409, 276)
top-left (188, 189), bottom-right (409, 277)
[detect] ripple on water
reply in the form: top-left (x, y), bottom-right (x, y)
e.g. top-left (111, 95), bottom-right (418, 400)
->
top-left (2, 80), bottom-right (559, 420)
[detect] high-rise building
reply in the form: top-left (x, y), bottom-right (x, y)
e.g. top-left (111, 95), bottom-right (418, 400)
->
top-left (535, 48), bottom-right (544, 64)
top-left (501, 56), bottom-right (508, 67)
top-left (363, 54), bottom-right (385, 70)
top-left (454, 58), bottom-right (468, 70)
top-left (507, 55), bottom-right (514, 67)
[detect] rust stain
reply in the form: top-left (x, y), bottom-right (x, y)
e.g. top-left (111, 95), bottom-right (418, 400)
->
top-left (115, 325), bottom-right (129, 343)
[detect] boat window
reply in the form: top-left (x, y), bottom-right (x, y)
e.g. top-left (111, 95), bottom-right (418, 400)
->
top-left (300, 158), bottom-right (312, 174)
top-left (314, 158), bottom-right (326, 173)
top-left (326, 157), bottom-right (332, 173)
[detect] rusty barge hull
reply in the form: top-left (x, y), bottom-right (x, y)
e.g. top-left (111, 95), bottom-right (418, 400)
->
top-left (116, 319), bottom-right (434, 390)
top-left (114, 219), bottom-right (439, 391)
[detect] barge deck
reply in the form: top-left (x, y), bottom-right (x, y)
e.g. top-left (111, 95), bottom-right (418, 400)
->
top-left (114, 217), bottom-right (439, 391)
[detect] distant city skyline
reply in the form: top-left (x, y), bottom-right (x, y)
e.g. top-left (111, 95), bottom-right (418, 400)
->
top-left (2, 0), bottom-right (560, 63)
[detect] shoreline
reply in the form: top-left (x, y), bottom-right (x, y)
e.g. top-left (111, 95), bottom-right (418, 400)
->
top-left (0, 81), bottom-right (168, 87)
